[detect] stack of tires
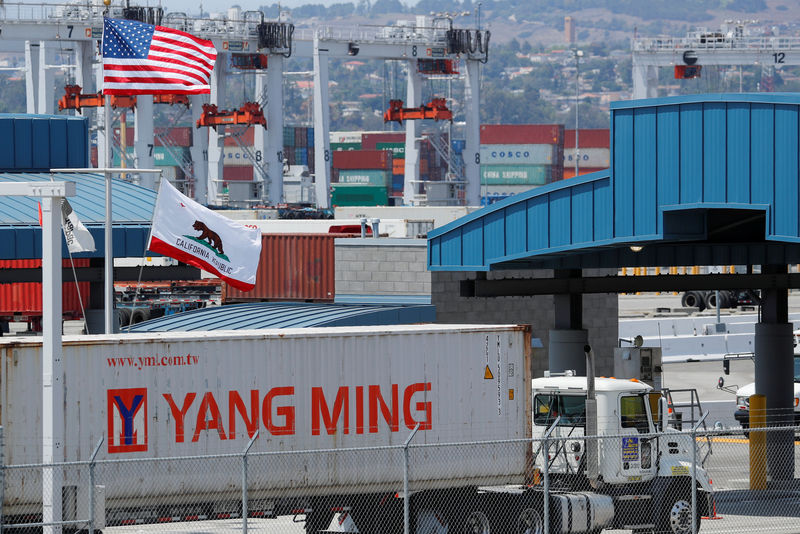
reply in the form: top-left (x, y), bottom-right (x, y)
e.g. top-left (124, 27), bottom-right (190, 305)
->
top-left (680, 290), bottom-right (738, 311)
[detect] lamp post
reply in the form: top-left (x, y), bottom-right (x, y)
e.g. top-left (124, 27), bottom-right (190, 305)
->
top-left (573, 48), bottom-right (583, 178)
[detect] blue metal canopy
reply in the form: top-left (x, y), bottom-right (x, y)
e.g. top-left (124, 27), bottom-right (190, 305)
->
top-left (429, 93), bottom-right (800, 271)
top-left (128, 301), bottom-right (436, 332)
top-left (0, 172), bottom-right (156, 259)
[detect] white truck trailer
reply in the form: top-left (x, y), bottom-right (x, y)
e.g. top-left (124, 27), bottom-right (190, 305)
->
top-left (0, 324), bottom-right (710, 533)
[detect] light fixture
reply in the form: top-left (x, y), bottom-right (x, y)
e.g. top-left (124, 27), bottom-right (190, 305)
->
top-left (630, 245), bottom-right (643, 252)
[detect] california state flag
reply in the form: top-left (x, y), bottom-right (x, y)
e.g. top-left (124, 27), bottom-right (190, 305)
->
top-left (147, 178), bottom-right (262, 291)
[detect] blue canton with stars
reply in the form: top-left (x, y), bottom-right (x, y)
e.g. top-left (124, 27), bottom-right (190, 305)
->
top-left (102, 18), bottom-right (155, 59)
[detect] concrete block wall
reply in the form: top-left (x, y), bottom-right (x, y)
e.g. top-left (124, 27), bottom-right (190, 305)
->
top-left (432, 268), bottom-right (618, 379)
top-left (335, 238), bottom-right (430, 297)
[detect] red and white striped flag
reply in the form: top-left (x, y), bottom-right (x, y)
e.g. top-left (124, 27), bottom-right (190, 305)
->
top-left (102, 17), bottom-right (217, 95)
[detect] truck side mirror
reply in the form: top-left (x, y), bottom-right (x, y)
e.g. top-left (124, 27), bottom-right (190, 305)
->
top-left (723, 359), bottom-right (730, 375)
top-left (658, 396), bottom-right (669, 432)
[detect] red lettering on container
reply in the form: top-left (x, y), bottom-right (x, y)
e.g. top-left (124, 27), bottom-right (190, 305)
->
top-left (192, 392), bottom-right (227, 442)
top-left (404, 382), bottom-right (432, 430)
top-left (369, 384), bottom-right (399, 432)
top-left (312, 386), bottom-right (349, 435)
top-left (163, 393), bottom-right (196, 443)
top-left (229, 390), bottom-right (259, 439)
top-left (263, 386), bottom-right (295, 435)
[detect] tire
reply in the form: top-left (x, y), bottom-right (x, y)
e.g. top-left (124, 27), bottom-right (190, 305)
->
top-left (516, 507), bottom-right (543, 534)
top-left (117, 308), bottom-right (132, 328)
top-left (131, 308), bottom-right (150, 324)
top-left (681, 291), bottom-right (705, 311)
top-left (659, 484), bottom-right (701, 534)
top-left (703, 291), bottom-right (719, 310)
top-left (464, 510), bottom-right (491, 533)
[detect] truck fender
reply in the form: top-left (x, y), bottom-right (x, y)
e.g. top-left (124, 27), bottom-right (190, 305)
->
top-left (657, 459), bottom-right (712, 493)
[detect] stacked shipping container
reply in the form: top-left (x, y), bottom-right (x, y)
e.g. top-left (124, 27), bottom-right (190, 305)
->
top-left (479, 124), bottom-right (564, 198)
top-left (563, 129), bottom-right (610, 179)
top-left (330, 149), bottom-right (392, 206)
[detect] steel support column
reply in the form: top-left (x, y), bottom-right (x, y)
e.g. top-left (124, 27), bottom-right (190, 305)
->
top-left (464, 59), bottom-right (481, 206)
top-left (207, 59), bottom-right (226, 205)
top-left (403, 62), bottom-right (422, 206)
top-left (549, 269), bottom-right (587, 374)
top-left (37, 41), bottom-right (55, 114)
top-left (264, 55), bottom-right (285, 205)
top-left (190, 94), bottom-right (209, 203)
top-left (134, 95), bottom-right (156, 189)
top-left (25, 41), bottom-right (40, 114)
top-left (755, 265), bottom-right (795, 482)
top-left (312, 35), bottom-right (332, 209)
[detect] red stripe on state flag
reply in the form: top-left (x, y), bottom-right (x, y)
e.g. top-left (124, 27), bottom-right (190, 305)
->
top-left (148, 236), bottom-right (255, 291)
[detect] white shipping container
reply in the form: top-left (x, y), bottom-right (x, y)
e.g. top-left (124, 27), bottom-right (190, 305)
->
top-left (0, 324), bottom-right (530, 511)
top-left (333, 206), bottom-right (481, 229)
top-left (563, 148), bottom-right (610, 168)
top-left (228, 218), bottom-right (434, 237)
top-left (479, 144), bottom-right (556, 165)
top-left (222, 146), bottom-right (257, 166)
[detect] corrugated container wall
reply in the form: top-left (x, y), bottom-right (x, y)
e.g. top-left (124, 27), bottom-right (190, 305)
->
top-left (332, 150), bottom-right (391, 170)
top-left (361, 132), bottom-right (404, 149)
top-left (222, 234), bottom-right (343, 303)
top-left (0, 325), bottom-right (531, 506)
top-left (565, 128), bottom-right (610, 149)
top-left (0, 259), bottom-right (90, 317)
top-left (0, 115), bottom-right (88, 171)
top-left (116, 126), bottom-right (193, 147)
top-left (480, 124), bottom-right (563, 145)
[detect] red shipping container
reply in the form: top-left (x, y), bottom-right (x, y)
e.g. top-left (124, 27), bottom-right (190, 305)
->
top-left (563, 167), bottom-right (605, 180)
top-left (155, 127), bottom-right (193, 147)
top-left (361, 132), bottom-right (405, 150)
top-left (565, 129), bottom-right (609, 149)
top-left (223, 166), bottom-right (254, 181)
top-left (223, 127), bottom-right (256, 146)
top-left (480, 124), bottom-right (564, 145)
top-left (332, 150), bottom-right (391, 170)
top-left (0, 259), bottom-right (91, 318)
top-left (222, 234), bottom-right (354, 303)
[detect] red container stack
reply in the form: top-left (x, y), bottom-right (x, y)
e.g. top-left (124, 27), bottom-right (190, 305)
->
top-left (563, 128), bottom-right (610, 179)
top-left (332, 150), bottom-right (391, 171)
top-left (0, 259), bottom-right (91, 319)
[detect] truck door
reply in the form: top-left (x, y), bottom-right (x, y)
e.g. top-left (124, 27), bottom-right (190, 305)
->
top-left (614, 394), bottom-right (657, 483)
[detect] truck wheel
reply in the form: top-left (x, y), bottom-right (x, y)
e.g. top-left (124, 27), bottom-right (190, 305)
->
top-left (703, 291), bottom-right (719, 310)
top-left (681, 291), bottom-right (705, 311)
top-left (516, 508), bottom-right (543, 534)
top-left (659, 487), bottom-right (700, 534)
top-left (464, 510), bottom-right (491, 533)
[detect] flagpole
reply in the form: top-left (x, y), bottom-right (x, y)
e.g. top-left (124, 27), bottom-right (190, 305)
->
top-left (104, 94), bottom-right (113, 334)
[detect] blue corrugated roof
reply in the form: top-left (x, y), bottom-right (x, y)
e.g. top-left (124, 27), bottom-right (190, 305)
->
top-left (127, 301), bottom-right (436, 332)
top-left (0, 172), bottom-right (155, 259)
top-left (429, 93), bottom-right (800, 271)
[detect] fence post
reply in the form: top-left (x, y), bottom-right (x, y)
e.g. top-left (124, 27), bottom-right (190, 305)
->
top-left (691, 411), bottom-right (708, 534)
top-left (403, 423), bottom-right (420, 534)
top-left (242, 430), bottom-right (259, 534)
top-left (88, 437), bottom-right (103, 534)
top-left (1, 426), bottom-right (4, 534)
top-left (542, 416), bottom-right (560, 534)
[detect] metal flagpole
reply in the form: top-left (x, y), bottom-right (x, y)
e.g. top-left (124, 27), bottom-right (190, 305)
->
top-left (104, 95), bottom-right (113, 334)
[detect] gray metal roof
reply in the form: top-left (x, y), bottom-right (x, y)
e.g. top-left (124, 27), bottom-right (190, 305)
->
top-left (0, 172), bottom-right (156, 259)
top-left (127, 301), bottom-right (437, 332)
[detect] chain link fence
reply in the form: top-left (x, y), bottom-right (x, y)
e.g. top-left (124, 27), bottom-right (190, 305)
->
top-left (1, 423), bottom-right (798, 533)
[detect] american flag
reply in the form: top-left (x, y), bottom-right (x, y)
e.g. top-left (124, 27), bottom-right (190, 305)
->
top-left (102, 17), bottom-right (217, 95)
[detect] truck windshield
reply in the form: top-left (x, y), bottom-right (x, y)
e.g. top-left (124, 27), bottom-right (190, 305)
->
top-left (533, 394), bottom-right (586, 427)
top-left (620, 395), bottom-right (651, 433)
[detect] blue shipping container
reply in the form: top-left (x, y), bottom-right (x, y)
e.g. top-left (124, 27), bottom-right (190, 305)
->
top-left (0, 114), bottom-right (88, 171)
top-left (307, 127), bottom-right (315, 147)
top-left (296, 147), bottom-right (309, 165)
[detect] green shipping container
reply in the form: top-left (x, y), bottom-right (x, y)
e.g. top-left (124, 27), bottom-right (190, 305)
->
top-left (113, 146), bottom-right (189, 167)
top-left (331, 184), bottom-right (389, 206)
top-left (338, 169), bottom-right (390, 186)
top-left (480, 164), bottom-right (549, 185)
top-left (331, 142), bottom-right (362, 151)
top-left (376, 142), bottom-right (405, 156)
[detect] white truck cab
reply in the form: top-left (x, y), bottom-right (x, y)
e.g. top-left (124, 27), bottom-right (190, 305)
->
top-left (734, 354), bottom-right (800, 433)
top-left (530, 375), bottom-right (713, 534)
